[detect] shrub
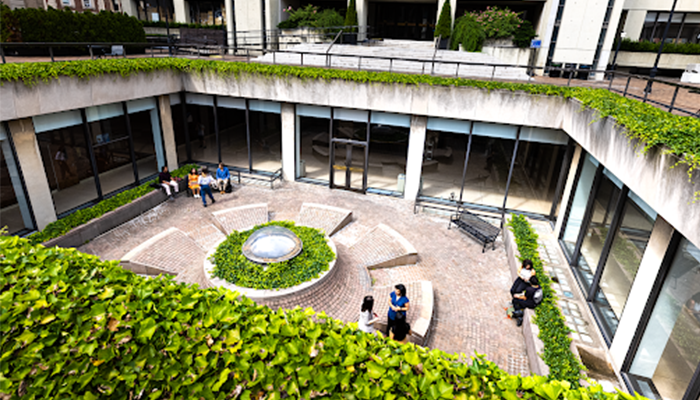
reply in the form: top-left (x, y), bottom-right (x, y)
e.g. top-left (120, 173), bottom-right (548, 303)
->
top-left (473, 6), bottom-right (523, 40)
top-left (344, 0), bottom-right (358, 33)
top-left (141, 20), bottom-right (223, 30)
top-left (26, 164), bottom-right (198, 245)
top-left (450, 13), bottom-right (485, 51)
top-left (0, 234), bottom-right (650, 399)
top-left (508, 214), bottom-right (585, 383)
top-left (277, 4), bottom-right (343, 30)
top-left (435, 1), bottom-right (452, 40)
top-left (513, 20), bottom-right (537, 49)
top-left (212, 221), bottom-right (336, 289)
top-left (618, 38), bottom-right (700, 55)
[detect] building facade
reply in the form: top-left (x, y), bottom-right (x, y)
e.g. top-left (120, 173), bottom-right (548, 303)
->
top-left (1, 68), bottom-right (699, 399)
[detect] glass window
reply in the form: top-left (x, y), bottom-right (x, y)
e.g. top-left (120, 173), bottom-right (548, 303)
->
top-left (367, 113), bottom-right (410, 194)
top-left (218, 98), bottom-right (248, 170)
top-left (34, 110), bottom-right (99, 215)
top-left (170, 94), bottom-right (189, 165)
top-left (593, 192), bottom-right (656, 337)
top-left (0, 127), bottom-right (34, 235)
top-left (249, 105), bottom-right (282, 173)
top-left (186, 94), bottom-right (217, 165)
top-left (86, 103), bottom-right (135, 195)
top-left (296, 105), bottom-right (331, 182)
top-left (420, 125), bottom-right (469, 201)
top-left (562, 153), bottom-right (599, 256)
top-left (629, 238), bottom-right (700, 400)
top-left (127, 98), bottom-right (164, 182)
top-left (576, 169), bottom-right (623, 293)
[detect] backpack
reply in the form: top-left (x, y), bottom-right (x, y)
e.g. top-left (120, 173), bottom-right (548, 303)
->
top-left (533, 288), bottom-right (543, 306)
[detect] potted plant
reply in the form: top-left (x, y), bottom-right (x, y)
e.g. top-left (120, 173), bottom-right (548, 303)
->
top-left (435, 1), bottom-right (452, 49)
top-left (343, 0), bottom-right (358, 44)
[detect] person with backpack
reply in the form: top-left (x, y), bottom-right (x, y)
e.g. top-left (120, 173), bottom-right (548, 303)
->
top-left (512, 276), bottom-right (542, 327)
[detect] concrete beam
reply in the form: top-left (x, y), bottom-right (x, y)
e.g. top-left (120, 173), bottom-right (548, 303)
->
top-left (7, 118), bottom-right (57, 230)
top-left (158, 95), bottom-right (178, 171)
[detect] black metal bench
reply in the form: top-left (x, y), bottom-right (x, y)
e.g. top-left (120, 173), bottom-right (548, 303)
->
top-left (448, 208), bottom-right (501, 252)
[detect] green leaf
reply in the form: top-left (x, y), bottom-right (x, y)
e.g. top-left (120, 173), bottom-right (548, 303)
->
top-left (137, 318), bottom-right (158, 342)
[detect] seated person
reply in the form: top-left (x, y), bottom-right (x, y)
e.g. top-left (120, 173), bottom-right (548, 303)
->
top-left (510, 259), bottom-right (535, 296)
top-left (389, 314), bottom-right (411, 344)
top-left (511, 276), bottom-right (542, 327)
top-left (159, 166), bottom-right (178, 199)
top-left (188, 168), bottom-right (200, 198)
top-left (216, 162), bottom-right (231, 194)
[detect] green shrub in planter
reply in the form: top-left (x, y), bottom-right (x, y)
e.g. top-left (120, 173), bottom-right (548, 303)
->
top-left (344, 0), bottom-right (358, 33)
top-left (451, 12), bottom-right (484, 51)
top-left (212, 221), bottom-right (335, 289)
top-left (435, 1), bottom-right (452, 40)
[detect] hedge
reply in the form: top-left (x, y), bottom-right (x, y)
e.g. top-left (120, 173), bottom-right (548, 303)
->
top-left (618, 39), bottom-right (700, 55)
top-left (0, 5), bottom-right (146, 44)
top-left (0, 234), bottom-right (650, 399)
top-left (26, 164), bottom-right (197, 245)
top-left (141, 20), bottom-right (223, 30)
top-left (212, 221), bottom-right (335, 289)
top-left (508, 215), bottom-right (585, 384)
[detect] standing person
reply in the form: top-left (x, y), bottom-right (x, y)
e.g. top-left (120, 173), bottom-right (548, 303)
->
top-left (188, 168), bottom-right (201, 198)
top-left (159, 166), bottom-right (179, 200)
top-left (216, 163), bottom-right (231, 194)
top-left (386, 284), bottom-right (410, 336)
top-left (358, 296), bottom-right (379, 334)
top-left (512, 276), bottom-right (542, 327)
top-left (197, 167), bottom-right (216, 207)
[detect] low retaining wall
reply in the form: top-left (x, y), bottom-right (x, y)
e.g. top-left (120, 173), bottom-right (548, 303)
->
top-left (42, 180), bottom-right (186, 248)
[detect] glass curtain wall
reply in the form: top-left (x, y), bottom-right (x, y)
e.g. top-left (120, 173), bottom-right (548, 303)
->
top-left (296, 104), bottom-right (331, 182)
top-left (127, 98), bottom-right (164, 181)
top-left (421, 118), bottom-right (471, 201)
top-left (249, 100), bottom-right (282, 173)
top-left (461, 123), bottom-right (518, 209)
top-left (562, 154), bottom-right (600, 255)
top-left (593, 192), bottom-right (656, 336)
top-left (0, 125), bottom-right (34, 235)
top-left (367, 112), bottom-right (410, 194)
top-left (628, 238), bottom-right (700, 400)
top-left (86, 103), bottom-right (134, 195)
top-left (185, 93), bottom-right (217, 165)
top-left (170, 93), bottom-right (189, 165)
top-left (506, 127), bottom-right (568, 214)
top-left (332, 108), bottom-right (370, 190)
top-left (34, 110), bottom-right (99, 214)
top-left (217, 97), bottom-right (247, 170)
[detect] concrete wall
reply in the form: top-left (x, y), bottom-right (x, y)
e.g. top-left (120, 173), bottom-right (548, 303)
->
top-left (2, 69), bottom-right (699, 250)
top-left (622, 0), bottom-right (700, 41)
top-left (482, 46), bottom-right (533, 67)
top-left (554, 0), bottom-right (609, 65)
top-left (616, 51), bottom-right (700, 70)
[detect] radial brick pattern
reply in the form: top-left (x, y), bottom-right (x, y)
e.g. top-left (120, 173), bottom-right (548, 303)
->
top-left (212, 203), bottom-right (268, 234)
top-left (296, 203), bottom-right (353, 236)
top-left (121, 228), bottom-right (206, 276)
top-left (182, 223), bottom-right (227, 250)
top-left (349, 224), bottom-right (418, 269)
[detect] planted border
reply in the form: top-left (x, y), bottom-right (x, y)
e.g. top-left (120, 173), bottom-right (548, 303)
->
top-left (212, 221), bottom-right (335, 290)
top-left (26, 164), bottom-right (197, 245)
top-left (1, 58), bottom-right (698, 183)
top-left (1, 234), bottom-right (648, 399)
top-left (508, 214), bottom-right (585, 384)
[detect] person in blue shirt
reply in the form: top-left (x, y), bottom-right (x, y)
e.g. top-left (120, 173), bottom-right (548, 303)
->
top-left (386, 283), bottom-right (410, 336)
top-left (216, 163), bottom-right (231, 194)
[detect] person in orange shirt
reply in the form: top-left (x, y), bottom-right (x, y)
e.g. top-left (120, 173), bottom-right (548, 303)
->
top-left (188, 168), bottom-right (200, 199)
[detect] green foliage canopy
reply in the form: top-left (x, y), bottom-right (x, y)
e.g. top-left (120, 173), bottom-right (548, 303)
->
top-left (474, 6), bottom-right (523, 40)
top-left (450, 13), bottom-right (485, 51)
top-left (344, 0), bottom-right (358, 32)
top-left (277, 5), bottom-right (343, 30)
top-left (435, 1), bottom-right (453, 40)
top-left (212, 221), bottom-right (336, 290)
top-left (0, 233), bottom-right (651, 399)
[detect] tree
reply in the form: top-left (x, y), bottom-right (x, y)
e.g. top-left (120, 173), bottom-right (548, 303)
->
top-left (435, 0), bottom-right (452, 39)
top-left (344, 0), bottom-right (358, 33)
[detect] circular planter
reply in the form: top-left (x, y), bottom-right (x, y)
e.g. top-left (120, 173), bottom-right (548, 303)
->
top-left (202, 235), bottom-right (338, 302)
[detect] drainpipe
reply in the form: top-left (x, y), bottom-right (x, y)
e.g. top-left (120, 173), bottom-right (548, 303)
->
top-left (261, 0), bottom-right (267, 50)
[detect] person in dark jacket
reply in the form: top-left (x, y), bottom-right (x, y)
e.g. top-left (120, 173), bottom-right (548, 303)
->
top-left (512, 276), bottom-right (542, 327)
top-left (159, 166), bottom-right (179, 199)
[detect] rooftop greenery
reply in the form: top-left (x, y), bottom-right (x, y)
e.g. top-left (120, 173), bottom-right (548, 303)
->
top-left (1, 58), bottom-right (698, 192)
top-left (0, 233), bottom-right (649, 399)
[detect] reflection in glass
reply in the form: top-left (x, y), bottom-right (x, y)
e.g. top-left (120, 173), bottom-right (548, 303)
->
top-left (562, 154), bottom-right (599, 255)
top-left (367, 123), bottom-right (409, 194)
top-left (187, 103), bottom-right (218, 164)
top-left (460, 134), bottom-right (516, 209)
top-left (576, 170), bottom-right (622, 293)
top-left (0, 134), bottom-right (34, 235)
top-left (249, 110), bottom-right (281, 173)
top-left (297, 116), bottom-right (330, 182)
top-left (171, 101), bottom-right (188, 164)
top-left (218, 107), bottom-right (247, 170)
top-left (629, 238), bottom-right (700, 400)
top-left (35, 112), bottom-right (99, 214)
top-left (506, 141), bottom-right (567, 214)
top-left (129, 109), bottom-right (161, 182)
top-left (87, 109), bottom-right (134, 195)
top-left (593, 193), bottom-right (656, 337)
top-left (420, 130), bottom-right (468, 200)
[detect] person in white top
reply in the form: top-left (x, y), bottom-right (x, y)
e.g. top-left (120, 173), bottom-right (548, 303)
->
top-left (358, 295), bottom-right (379, 334)
top-left (197, 167), bottom-right (216, 207)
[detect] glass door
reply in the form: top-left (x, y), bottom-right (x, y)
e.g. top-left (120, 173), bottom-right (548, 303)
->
top-left (330, 140), bottom-right (367, 193)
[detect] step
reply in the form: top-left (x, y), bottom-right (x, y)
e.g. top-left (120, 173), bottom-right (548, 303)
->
top-left (121, 227), bottom-right (206, 277)
top-left (296, 203), bottom-right (353, 236)
top-left (349, 223), bottom-right (418, 269)
top-left (211, 203), bottom-right (269, 234)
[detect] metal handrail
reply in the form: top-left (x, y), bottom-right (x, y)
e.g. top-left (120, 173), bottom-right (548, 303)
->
top-left (325, 30), bottom-right (343, 68)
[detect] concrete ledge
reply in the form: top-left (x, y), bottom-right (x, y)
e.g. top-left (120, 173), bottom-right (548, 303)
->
top-left (503, 216), bottom-right (550, 376)
top-left (297, 203), bottom-right (353, 236)
top-left (363, 224), bottom-right (418, 269)
top-left (212, 203), bottom-right (269, 234)
top-left (122, 227), bottom-right (181, 262)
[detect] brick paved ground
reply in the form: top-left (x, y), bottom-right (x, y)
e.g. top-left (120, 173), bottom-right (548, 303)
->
top-left (349, 224), bottom-right (415, 269)
top-left (80, 181), bottom-right (530, 375)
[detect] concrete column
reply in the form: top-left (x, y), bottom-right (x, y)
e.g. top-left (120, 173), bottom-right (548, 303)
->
top-left (173, 0), bottom-right (189, 23)
top-left (158, 95), bottom-right (179, 171)
top-left (404, 115), bottom-right (427, 200)
top-left (225, 0), bottom-right (234, 52)
top-left (280, 103), bottom-right (296, 182)
top-left (354, 0), bottom-right (369, 41)
top-left (8, 118), bottom-right (57, 230)
top-left (609, 216), bottom-right (675, 370)
top-left (554, 144), bottom-right (582, 238)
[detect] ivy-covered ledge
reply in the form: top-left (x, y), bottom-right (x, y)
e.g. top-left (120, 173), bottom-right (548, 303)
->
top-left (1, 59), bottom-right (698, 245)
